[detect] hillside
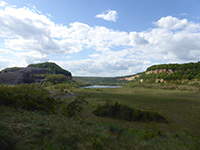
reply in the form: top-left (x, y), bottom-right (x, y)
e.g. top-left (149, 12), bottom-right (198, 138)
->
top-left (0, 62), bottom-right (72, 85)
top-left (28, 62), bottom-right (72, 77)
top-left (120, 62), bottom-right (200, 82)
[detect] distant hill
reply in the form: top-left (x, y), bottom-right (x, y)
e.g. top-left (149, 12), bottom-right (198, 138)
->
top-left (0, 67), bottom-right (53, 85)
top-left (0, 62), bottom-right (72, 85)
top-left (120, 62), bottom-right (200, 82)
top-left (28, 62), bottom-right (71, 77)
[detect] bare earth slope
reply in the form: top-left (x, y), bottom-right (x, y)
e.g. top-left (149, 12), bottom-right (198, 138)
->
top-left (0, 67), bottom-right (53, 85)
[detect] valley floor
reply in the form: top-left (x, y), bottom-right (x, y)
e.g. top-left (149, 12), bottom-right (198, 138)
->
top-left (75, 87), bottom-right (200, 137)
top-left (1, 85), bottom-right (200, 150)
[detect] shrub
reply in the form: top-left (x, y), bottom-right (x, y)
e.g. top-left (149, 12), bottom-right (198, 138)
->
top-left (0, 84), bottom-right (58, 113)
top-left (60, 96), bottom-right (88, 117)
top-left (93, 103), bottom-right (167, 123)
top-left (45, 74), bottom-right (70, 84)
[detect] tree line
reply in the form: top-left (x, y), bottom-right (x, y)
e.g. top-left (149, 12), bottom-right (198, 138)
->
top-left (141, 62), bottom-right (200, 82)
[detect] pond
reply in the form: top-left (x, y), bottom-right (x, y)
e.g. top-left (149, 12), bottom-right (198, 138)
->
top-left (81, 85), bottom-right (122, 89)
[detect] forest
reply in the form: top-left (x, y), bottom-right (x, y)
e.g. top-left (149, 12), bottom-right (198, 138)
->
top-left (140, 62), bottom-right (200, 82)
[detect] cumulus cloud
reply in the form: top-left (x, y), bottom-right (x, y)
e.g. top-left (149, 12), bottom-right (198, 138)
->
top-left (155, 16), bottom-right (188, 30)
top-left (14, 51), bottom-right (49, 65)
top-left (0, 5), bottom-right (83, 54)
top-left (96, 10), bottom-right (118, 22)
top-left (0, 3), bottom-right (200, 76)
top-left (0, 1), bottom-right (8, 7)
top-left (129, 32), bottom-right (149, 46)
top-left (0, 59), bottom-right (9, 70)
top-left (55, 58), bottom-right (147, 77)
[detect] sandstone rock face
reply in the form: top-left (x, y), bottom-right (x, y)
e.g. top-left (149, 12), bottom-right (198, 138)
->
top-left (119, 74), bottom-right (140, 81)
top-left (0, 67), bottom-right (53, 85)
top-left (145, 69), bottom-right (174, 74)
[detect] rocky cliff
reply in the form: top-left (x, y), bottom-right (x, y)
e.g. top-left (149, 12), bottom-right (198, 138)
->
top-left (0, 67), bottom-right (53, 85)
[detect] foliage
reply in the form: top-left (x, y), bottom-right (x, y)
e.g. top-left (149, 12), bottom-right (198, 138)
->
top-left (60, 96), bottom-right (88, 117)
top-left (143, 62), bottom-right (200, 81)
top-left (45, 81), bottom-right (81, 95)
top-left (93, 102), bottom-right (167, 123)
top-left (45, 74), bottom-right (71, 85)
top-left (147, 62), bottom-right (200, 72)
top-left (0, 84), bottom-right (58, 113)
top-left (28, 62), bottom-right (71, 77)
top-left (1, 67), bottom-right (23, 72)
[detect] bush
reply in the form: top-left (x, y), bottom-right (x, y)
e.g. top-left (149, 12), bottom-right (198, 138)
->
top-left (0, 84), bottom-right (58, 113)
top-left (60, 96), bottom-right (88, 117)
top-left (45, 74), bottom-right (70, 84)
top-left (52, 82), bottom-right (79, 93)
top-left (93, 103), bottom-right (167, 123)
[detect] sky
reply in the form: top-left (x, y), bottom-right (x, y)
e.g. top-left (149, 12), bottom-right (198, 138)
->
top-left (0, 0), bottom-right (200, 77)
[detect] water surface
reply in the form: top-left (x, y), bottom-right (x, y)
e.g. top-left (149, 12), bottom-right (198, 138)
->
top-left (82, 85), bottom-right (122, 89)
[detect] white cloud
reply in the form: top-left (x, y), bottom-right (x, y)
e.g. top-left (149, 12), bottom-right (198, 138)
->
top-left (14, 51), bottom-right (49, 65)
top-left (64, 16), bottom-right (200, 76)
top-left (55, 58), bottom-right (147, 77)
top-left (179, 13), bottom-right (188, 16)
top-left (155, 16), bottom-right (188, 30)
top-left (129, 32), bottom-right (149, 46)
top-left (0, 50), bottom-right (26, 70)
top-left (0, 3), bottom-right (200, 76)
top-left (0, 5), bottom-right (83, 54)
top-left (0, 59), bottom-right (9, 70)
top-left (0, 1), bottom-right (8, 7)
top-left (96, 10), bottom-right (118, 22)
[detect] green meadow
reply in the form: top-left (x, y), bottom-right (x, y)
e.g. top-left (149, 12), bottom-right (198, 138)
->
top-left (75, 87), bottom-right (200, 137)
top-left (0, 84), bottom-right (200, 150)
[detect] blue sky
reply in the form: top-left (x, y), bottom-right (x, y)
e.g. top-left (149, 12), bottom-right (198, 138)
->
top-left (0, 0), bottom-right (200, 76)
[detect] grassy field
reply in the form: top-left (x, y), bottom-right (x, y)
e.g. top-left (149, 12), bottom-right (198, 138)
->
top-left (75, 87), bottom-right (200, 137)
top-left (0, 85), bottom-right (200, 149)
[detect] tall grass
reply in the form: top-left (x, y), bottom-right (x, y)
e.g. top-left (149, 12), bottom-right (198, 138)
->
top-left (0, 105), bottom-right (199, 150)
top-left (0, 84), bottom-right (199, 149)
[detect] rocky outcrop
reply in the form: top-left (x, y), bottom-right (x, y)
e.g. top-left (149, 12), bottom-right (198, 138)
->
top-left (119, 69), bottom-right (175, 81)
top-left (0, 67), bottom-right (53, 85)
top-left (155, 79), bottom-right (166, 83)
top-left (146, 69), bottom-right (174, 74)
top-left (119, 74), bottom-right (140, 81)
